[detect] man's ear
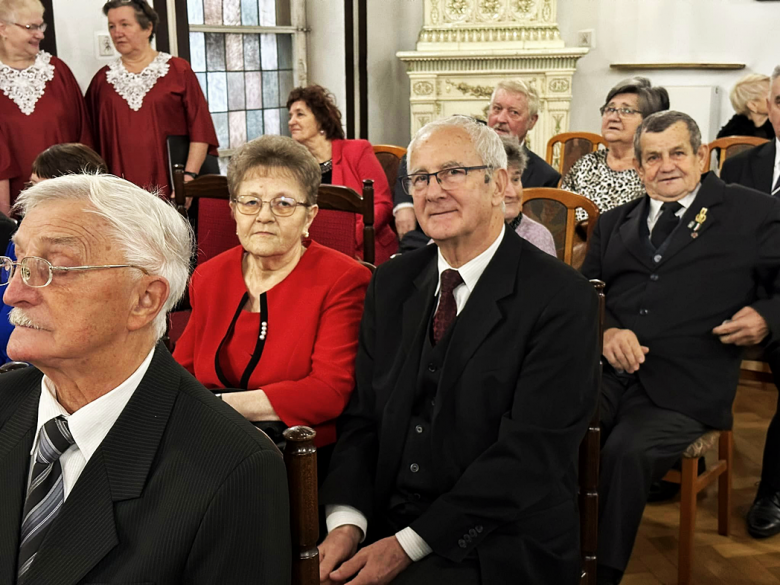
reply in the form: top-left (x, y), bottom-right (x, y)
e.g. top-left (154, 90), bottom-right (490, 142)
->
top-left (527, 113), bottom-right (539, 132)
top-left (696, 143), bottom-right (710, 174)
top-left (491, 168), bottom-right (509, 206)
top-left (633, 155), bottom-right (644, 180)
top-left (127, 276), bottom-right (169, 332)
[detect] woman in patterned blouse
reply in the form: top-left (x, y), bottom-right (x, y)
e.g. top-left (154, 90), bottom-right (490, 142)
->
top-left (87, 0), bottom-right (218, 198)
top-left (561, 78), bottom-right (669, 221)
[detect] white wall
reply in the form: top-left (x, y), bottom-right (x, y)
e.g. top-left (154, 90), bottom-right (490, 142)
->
top-left (52, 0), bottom-right (120, 92)
top-left (557, 0), bottom-right (779, 141)
top-left (305, 0), bottom-right (347, 124)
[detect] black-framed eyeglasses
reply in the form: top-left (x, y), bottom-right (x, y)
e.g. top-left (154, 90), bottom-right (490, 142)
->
top-left (232, 195), bottom-right (313, 217)
top-left (0, 256), bottom-right (149, 289)
top-left (600, 106), bottom-right (641, 118)
top-left (401, 166), bottom-right (492, 196)
top-left (11, 22), bottom-right (47, 33)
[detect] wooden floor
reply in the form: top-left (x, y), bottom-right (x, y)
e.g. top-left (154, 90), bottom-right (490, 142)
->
top-left (624, 380), bottom-right (780, 585)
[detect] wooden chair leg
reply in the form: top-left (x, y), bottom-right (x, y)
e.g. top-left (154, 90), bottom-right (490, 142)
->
top-left (678, 457), bottom-right (699, 585)
top-left (718, 430), bottom-right (733, 537)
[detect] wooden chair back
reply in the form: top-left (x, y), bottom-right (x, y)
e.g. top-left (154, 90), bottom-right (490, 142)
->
top-left (708, 136), bottom-right (769, 174)
top-left (172, 165), bottom-right (238, 266)
top-left (580, 279), bottom-right (605, 585)
top-left (372, 145), bottom-right (406, 194)
top-left (546, 132), bottom-right (607, 179)
top-left (313, 181), bottom-right (375, 264)
top-left (282, 426), bottom-right (319, 585)
top-left (522, 188), bottom-right (599, 268)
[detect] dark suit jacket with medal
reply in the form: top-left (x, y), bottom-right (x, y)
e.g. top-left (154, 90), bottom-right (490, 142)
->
top-left (320, 229), bottom-right (600, 584)
top-left (0, 346), bottom-right (291, 585)
top-left (582, 172), bottom-right (780, 430)
top-left (721, 139), bottom-right (777, 195)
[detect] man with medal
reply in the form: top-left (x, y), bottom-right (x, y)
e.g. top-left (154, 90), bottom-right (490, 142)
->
top-left (582, 110), bottom-right (780, 585)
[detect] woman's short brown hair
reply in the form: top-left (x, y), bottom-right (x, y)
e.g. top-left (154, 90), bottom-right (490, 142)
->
top-left (102, 0), bottom-right (159, 42)
top-left (286, 85), bottom-right (345, 141)
top-left (31, 143), bottom-right (108, 179)
top-left (227, 135), bottom-right (321, 206)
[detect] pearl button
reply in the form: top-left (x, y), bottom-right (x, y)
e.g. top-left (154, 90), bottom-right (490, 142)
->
top-left (653, 254), bottom-right (662, 263)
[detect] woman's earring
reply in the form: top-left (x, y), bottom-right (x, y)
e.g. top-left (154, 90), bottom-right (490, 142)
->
top-left (319, 129), bottom-right (325, 135)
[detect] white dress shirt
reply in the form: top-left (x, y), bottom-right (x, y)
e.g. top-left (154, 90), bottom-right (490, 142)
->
top-left (646, 185), bottom-right (700, 236)
top-left (29, 348), bottom-right (155, 499)
top-left (772, 138), bottom-right (780, 196)
top-left (326, 225), bottom-right (507, 562)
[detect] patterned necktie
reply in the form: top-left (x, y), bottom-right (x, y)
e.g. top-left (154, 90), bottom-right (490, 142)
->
top-left (432, 269), bottom-right (463, 345)
top-left (17, 416), bottom-right (75, 582)
top-left (651, 201), bottom-right (683, 249)
top-left (772, 173), bottom-right (780, 197)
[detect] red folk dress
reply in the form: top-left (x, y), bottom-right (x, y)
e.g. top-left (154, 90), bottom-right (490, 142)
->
top-left (0, 52), bottom-right (92, 204)
top-left (86, 53), bottom-right (218, 197)
top-left (172, 241), bottom-right (372, 447)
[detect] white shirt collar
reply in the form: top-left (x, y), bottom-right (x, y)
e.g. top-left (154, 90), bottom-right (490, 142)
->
top-left (647, 183), bottom-right (700, 226)
top-left (32, 347), bottom-right (156, 461)
top-left (774, 137), bottom-right (780, 170)
top-left (435, 224), bottom-right (505, 302)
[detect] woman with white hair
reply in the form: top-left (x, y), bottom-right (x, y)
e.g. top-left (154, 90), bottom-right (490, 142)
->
top-left (0, 0), bottom-right (92, 215)
top-left (717, 73), bottom-right (774, 140)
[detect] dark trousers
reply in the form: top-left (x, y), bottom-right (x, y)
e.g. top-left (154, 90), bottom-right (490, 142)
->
top-left (391, 555), bottom-right (480, 584)
top-left (597, 372), bottom-right (708, 572)
top-left (759, 345), bottom-right (780, 497)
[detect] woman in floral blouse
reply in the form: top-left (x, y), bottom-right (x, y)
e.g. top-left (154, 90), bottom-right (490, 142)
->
top-left (87, 0), bottom-right (218, 198)
top-left (0, 0), bottom-right (92, 214)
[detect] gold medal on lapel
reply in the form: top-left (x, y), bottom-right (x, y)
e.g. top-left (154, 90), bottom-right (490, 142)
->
top-left (691, 207), bottom-right (708, 236)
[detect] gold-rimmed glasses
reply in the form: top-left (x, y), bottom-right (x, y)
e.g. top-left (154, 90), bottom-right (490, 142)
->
top-left (232, 195), bottom-right (313, 217)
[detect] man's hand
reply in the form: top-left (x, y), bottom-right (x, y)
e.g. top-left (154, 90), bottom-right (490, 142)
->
top-left (395, 208), bottom-right (417, 240)
top-left (318, 524), bottom-right (361, 584)
top-left (603, 328), bottom-right (649, 373)
top-left (327, 536), bottom-right (412, 585)
top-left (712, 306), bottom-right (769, 346)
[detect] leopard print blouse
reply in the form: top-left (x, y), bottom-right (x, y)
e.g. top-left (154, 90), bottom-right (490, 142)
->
top-left (560, 150), bottom-right (645, 221)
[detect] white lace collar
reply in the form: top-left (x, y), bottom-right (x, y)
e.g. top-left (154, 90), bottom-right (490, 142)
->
top-left (106, 52), bottom-right (172, 112)
top-left (0, 51), bottom-right (55, 116)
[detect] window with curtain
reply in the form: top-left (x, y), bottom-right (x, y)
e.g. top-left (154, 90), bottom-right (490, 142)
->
top-left (185, 0), bottom-right (305, 167)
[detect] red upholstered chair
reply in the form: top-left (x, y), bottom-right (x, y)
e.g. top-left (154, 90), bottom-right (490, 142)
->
top-left (311, 181), bottom-right (375, 265)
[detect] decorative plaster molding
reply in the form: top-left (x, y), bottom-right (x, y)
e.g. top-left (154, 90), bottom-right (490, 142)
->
top-left (413, 81), bottom-right (435, 95)
top-left (548, 77), bottom-right (569, 92)
top-left (448, 80), bottom-right (494, 98)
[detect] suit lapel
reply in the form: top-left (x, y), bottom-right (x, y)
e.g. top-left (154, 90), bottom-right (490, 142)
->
top-left (435, 232), bottom-right (518, 415)
top-left (617, 197), bottom-right (657, 271)
top-left (655, 173), bottom-right (724, 267)
top-left (330, 139), bottom-right (344, 186)
top-left (0, 378), bottom-right (40, 585)
top-left (750, 141), bottom-right (776, 194)
top-left (25, 346), bottom-right (181, 585)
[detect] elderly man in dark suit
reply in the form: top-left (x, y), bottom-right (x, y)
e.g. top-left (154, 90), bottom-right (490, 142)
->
top-left (0, 174), bottom-right (290, 585)
top-left (394, 80), bottom-right (560, 252)
top-left (317, 115), bottom-right (599, 585)
top-left (720, 65), bottom-right (780, 538)
top-left (582, 110), bottom-right (780, 584)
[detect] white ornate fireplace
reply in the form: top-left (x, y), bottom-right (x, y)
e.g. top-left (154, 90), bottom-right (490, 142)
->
top-left (397, 0), bottom-right (587, 157)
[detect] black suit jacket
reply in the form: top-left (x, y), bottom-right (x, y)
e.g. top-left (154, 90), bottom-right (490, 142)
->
top-left (523, 146), bottom-right (561, 188)
top-left (582, 173), bottom-right (780, 429)
top-left (321, 229), bottom-right (599, 584)
top-left (721, 139), bottom-right (777, 195)
top-left (0, 347), bottom-right (291, 585)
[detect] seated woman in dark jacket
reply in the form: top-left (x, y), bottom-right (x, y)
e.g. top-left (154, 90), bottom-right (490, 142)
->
top-left (173, 135), bottom-right (371, 459)
top-left (717, 73), bottom-right (774, 140)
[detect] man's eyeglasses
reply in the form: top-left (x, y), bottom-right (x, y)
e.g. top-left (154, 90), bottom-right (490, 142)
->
top-left (401, 166), bottom-right (492, 196)
top-left (11, 22), bottom-right (47, 33)
top-left (600, 106), bottom-right (641, 118)
top-left (232, 195), bottom-right (313, 217)
top-left (0, 256), bottom-right (148, 289)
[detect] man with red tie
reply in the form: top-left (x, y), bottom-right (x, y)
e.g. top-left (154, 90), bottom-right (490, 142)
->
top-left (317, 115), bottom-right (600, 584)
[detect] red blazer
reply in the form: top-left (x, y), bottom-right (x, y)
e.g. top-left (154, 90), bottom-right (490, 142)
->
top-left (331, 139), bottom-right (397, 264)
top-left (173, 241), bottom-right (372, 447)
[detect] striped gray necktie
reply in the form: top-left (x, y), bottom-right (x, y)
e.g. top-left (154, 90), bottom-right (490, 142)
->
top-left (772, 173), bottom-right (780, 197)
top-left (17, 416), bottom-right (75, 582)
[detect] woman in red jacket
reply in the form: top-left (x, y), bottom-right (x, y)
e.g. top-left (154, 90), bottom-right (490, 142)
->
top-left (173, 135), bottom-right (371, 458)
top-left (287, 84), bottom-right (397, 264)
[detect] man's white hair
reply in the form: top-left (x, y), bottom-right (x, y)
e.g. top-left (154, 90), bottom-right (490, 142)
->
top-left (490, 79), bottom-right (540, 118)
top-left (772, 66), bottom-right (780, 92)
top-left (407, 115), bottom-right (508, 173)
top-left (13, 174), bottom-right (193, 341)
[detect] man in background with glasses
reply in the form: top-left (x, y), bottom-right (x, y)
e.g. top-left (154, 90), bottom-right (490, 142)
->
top-left (0, 174), bottom-right (290, 584)
top-left (319, 115), bottom-right (599, 584)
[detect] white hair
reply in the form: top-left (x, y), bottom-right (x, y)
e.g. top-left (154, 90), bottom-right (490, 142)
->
top-left (407, 115), bottom-right (508, 173)
top-left (772, 66), bottom-right (780, 92)
top-left (729, 73), bottom-right (770, 115)
top-left (0, 0), bottom-right (44, 22)
top-left (13, 174), bottom-right (193, 341)
top-left (490, 79), bottom-right (540, 118)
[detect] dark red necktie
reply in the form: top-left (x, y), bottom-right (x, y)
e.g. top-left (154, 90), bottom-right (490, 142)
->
top-left (433, 269), bottom-right (463, 345)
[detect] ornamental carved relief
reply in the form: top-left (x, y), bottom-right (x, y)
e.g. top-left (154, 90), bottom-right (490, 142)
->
top-left (548, 78), bottom-right (569, 92)
top-left (413, 81), bottom-right (434, 96)
top-left (479, 0), bottom-right (502, 20)
top-left (542, 0), bottom-right (552, 21)
top-left (514, 0), bottom-right (535, 14)
top-left (430, 0), bottom-right (440, 24)
top-left (449, 80), bottom-right (494, 99)
top-left (445, 0), bottom-right (470, 21)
